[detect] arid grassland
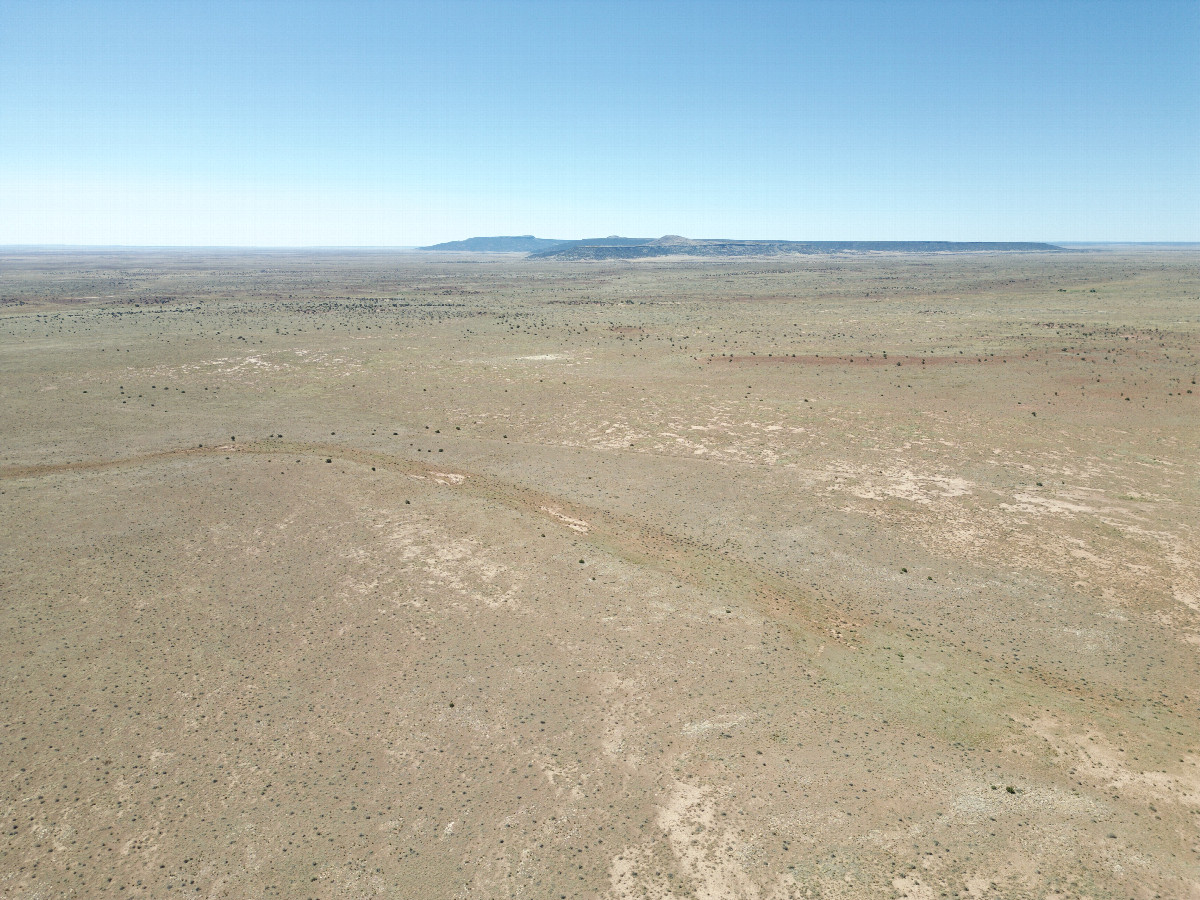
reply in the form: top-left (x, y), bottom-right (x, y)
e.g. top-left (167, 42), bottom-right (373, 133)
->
top-left (1, 248), bottom-right (1197, 900)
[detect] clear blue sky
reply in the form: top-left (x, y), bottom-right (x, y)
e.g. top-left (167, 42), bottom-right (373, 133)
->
top-left (2, 0), bottom-right (1196, 245)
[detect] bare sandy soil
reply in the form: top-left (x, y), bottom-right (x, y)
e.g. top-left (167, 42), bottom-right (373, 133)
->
top-left (1, 249), bottom-right (1197, 899)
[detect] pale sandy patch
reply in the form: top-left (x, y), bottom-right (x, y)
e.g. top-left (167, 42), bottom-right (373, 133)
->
top-left (381, 518), bottom-right (522, 610)
top-left (608, 781), bottom-right (800, 900)
top-left (541, 505), bottom-right (590, 533)
top-left (1003, 493), bottom-right (1095, 515)
top-left (893, 874), bottom-right (936, 900)
top-left (1024, 717), bottom-right (1200, 807)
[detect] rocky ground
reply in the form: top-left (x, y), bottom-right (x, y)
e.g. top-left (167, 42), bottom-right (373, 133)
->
top-left (1, 248), bottom-right (1197, 899)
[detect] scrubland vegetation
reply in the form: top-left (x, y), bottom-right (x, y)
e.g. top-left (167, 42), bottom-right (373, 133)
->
top-left (1, 248), bottom-right (1197, 899)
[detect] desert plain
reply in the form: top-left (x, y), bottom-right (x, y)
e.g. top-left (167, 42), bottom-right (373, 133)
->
top-left (1, 247), bottom-right (1197, 899)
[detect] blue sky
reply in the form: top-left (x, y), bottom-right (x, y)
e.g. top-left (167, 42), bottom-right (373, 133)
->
top-left (1, 0), bottom-right (1196, 245)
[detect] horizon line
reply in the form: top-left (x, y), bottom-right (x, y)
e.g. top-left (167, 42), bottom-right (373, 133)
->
top-left (5, 241), bottom-right (1200, 251)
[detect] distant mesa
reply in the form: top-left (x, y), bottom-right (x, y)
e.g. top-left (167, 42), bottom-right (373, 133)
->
top-left (417, 235), bottom-right (567, 252)
top-left (533, 236), bottom-right (655, 256)
top-left (417, 235), bottom-right (653, 254)
top-left (531, 237), bottom-right (1065, 259)
top-left (421, 235), bottom-right (1063, 258)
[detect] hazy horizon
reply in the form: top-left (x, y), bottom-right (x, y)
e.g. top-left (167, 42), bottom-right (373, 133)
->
top-left (5, 239), bottom-right (1200, 251)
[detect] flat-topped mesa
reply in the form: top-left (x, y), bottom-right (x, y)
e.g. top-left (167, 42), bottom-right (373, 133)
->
top-left (420, 234), bottom-right (1064, 259)
top-left (531, 237), bottom-right (1064, 260)
top-left (418, 235), bottom-right (567, 252)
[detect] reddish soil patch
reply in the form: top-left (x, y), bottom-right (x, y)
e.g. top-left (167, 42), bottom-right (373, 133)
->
top-left (705, 353), bottom-right (1009, 367)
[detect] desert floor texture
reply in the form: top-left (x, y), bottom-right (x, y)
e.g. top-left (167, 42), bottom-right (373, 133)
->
top-left (1, 248), bottom-right (1198, 900)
